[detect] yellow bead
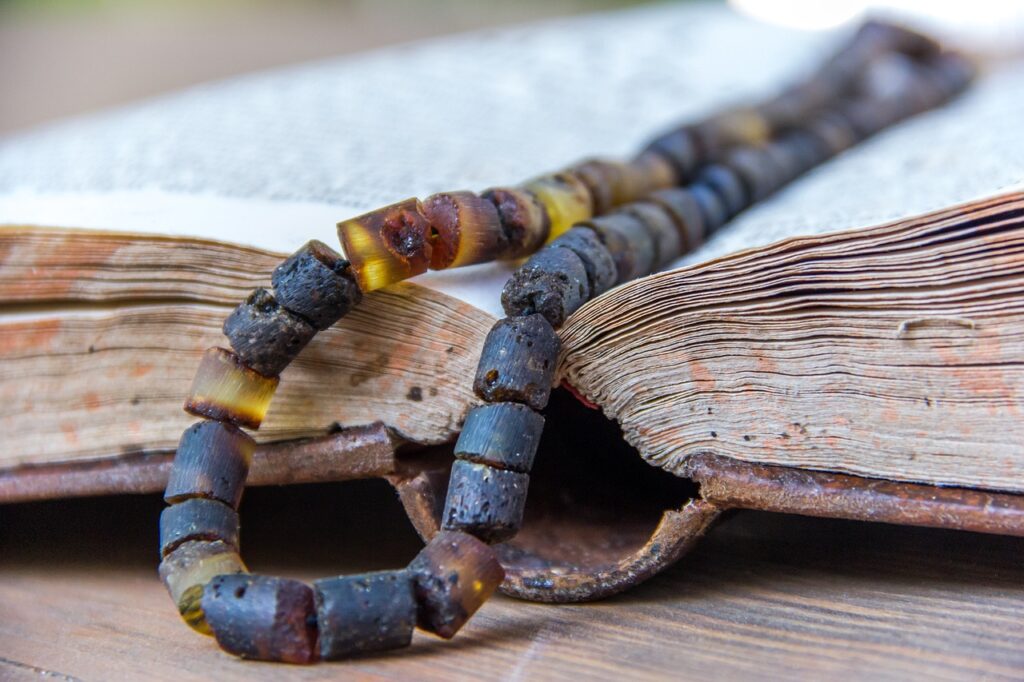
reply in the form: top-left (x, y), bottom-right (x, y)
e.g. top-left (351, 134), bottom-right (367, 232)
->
top-left (337, 198), bottom-right (433, 291)
top-left (523, 173), bottom-right (593, 243)
top-left (158, 539), bottom-right (248, 635)
top-left (184, 347), bottom-right (279, 430)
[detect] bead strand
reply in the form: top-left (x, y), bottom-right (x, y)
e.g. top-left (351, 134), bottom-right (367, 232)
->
top-left (158, 23), bottom-right (974, 663)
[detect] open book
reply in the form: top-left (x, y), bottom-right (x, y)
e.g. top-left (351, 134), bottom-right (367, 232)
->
top-left (1, 3), bottom-right (1023, 498)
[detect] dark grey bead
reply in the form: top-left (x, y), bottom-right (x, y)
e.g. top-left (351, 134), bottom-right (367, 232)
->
top-left (501, 247), bottom-right (590, 328)
top-left (585, 212), bottom-right (656, 283)
top-left (623, 202), bottom-right (684, 268)
top-left (223, 288), bottom-right (316, 377)
top-left (314, 571), bottom-right (416, 659)
top-left (442, 460), bottom-right (530, 544)
top-left (159, 498), bottom-right (240, 558)
top-left (455, 402), bottom-right (544, 473)
top-left (643, 128), bottom-right (701, 180)
top-left (473, 314), bottom-right (560, 410)
top-left (696, 165), bottom-right (749, 218)
top-left (648, 188), bottom-right (705, 252)
top-left (690, 183), bottom-right (729, 234)
top-left (723, 147), bottom-right (776, 202)
top-left (272, 240), bottom-right (362, 330)
top-left (549, 227), bottom-right (617, 296)
top-left (164, 421), bottom-right (254, 510)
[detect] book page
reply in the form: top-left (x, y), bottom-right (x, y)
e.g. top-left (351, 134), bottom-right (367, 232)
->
top-left (0, 2), bottom-right (1021, 316)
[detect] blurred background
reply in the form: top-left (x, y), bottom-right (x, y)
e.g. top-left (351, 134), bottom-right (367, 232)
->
top-left (1, 0), bottom-right (1022, 135)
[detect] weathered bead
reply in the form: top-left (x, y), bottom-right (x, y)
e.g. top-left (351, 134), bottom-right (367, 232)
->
top-left (202, 574), bottom-right (317, 664)
top-left (648, 188), bottom-right (705, 252)
top-left (455, 402), bottom-right (544, 473)
top-left (482, 187), bottom-right (551, 258)
top-left (623, 201), bottom-right (684, 267)
top-left (722, 146), bottom-right (776, 201)
top-left (629, 150), bottom-right (679, 194)
top-left (222, 288), bottom-right (316, 377)
top-left (165, 420), bottom-right (255, 509)
top-left (160, 498), bottom-right (240, 558)
top-left (271, 240), bottom-right (362, 331)
top-left (408, 530), bottom-right (504, 639)
top-left (696, 164), bottom-right (749, 218)
top-left (585, 212), bottom-right (656, 282)
top-left (548, 226), bottom-right (617, 297)
top-left (643, 128), bottom-right (701, 180)
top-left (314, 571), bottom-right (416, 659)
top-left (442, 460), bottom-right (530, 544)
top-left (500, 247), bottom-right (590, 328)
top-left (421, 191), bottom-right (507, 270)
top-left (689, 183), bottom-right (729, 234)
top-left (159, 539), bottom-right (247, 635)
top-left (567, 160), bottom-right (619, 214)
top-left (184, 347), bottom-right (279, 430)
top-left (473, 314), bottom-right (560, 410)
top-left (523, 173), bottom-right (593, 242)
top-left (337, 198), bottom-right (433, 292)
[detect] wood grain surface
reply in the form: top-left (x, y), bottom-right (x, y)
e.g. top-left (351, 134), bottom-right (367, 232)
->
top-left (2, 480), bottom-right (1022, 681)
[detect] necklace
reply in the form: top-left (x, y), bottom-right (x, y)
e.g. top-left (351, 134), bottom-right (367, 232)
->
top-left (157, 20), bottom-right (973, 663)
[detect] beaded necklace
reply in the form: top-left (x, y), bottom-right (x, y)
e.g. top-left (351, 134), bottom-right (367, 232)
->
top-left (157, 21), bottom-right (973, 663)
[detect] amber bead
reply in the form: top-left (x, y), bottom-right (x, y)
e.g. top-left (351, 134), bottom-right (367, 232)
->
top-left (455, 402), bottom-right (544, 473)
top-left (690, 183), bottom-right (729, 234)
top-left (337, 197), bottom-right (433, 292)
top-left (160, 498), bottom-right (240, 558)
top-left (408, 530), bottom-right (504, 639)
top-left (442, 460), bottom-right (530, 543)
top-left (421, 191), bottom-right (507, 270)
top-left (501, 246), bottom-right (590, 328)
top-left (622, 201), bottom-right (683, 267)
top-left (549, 226), bottom-right (617, 297)
top-left (629, 150), bottom-right (679, 194)
top-left (223, 288), bottom-right (316, 377)
top-left (473, 314), bottom-right (560, 410)
top-left (165, 420), bottom-right (255, 509)
top-left (314, 571), bottom-right (416, 659)
top-left (159, 539), bottom-right (248, 635)
top-left (202, 574), bottom-right (317, 664)
top-left (694, 107), bottom-right (772, 156)
top-left (271, 240), bottom-right (362, 331)
top-left (648, 188), bottom-right (705, 252)
top-left (585, 212), bottom-right (656, 283)
top-left (696, 164), bottom-right (749, 218)
top-left (483, 187), bottom-right (551, 258)
top-left (184, 347), bottom-right (279, 430)
top-left (643, 128), bottom-right (701, 180)
top-left (523, 173), bottom-right (593, 242)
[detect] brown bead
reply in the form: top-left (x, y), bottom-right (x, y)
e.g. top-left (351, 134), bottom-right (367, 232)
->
top-left (522, 173), bottom-right (593, 242)
top-left (694, 107), bottom-right (772, 156)
top-left (548, 226), bottom-right (617, 296)
top-left (408, 530), bottom-right (504, 639)
top-left (473, 314), bottom-right (560, 410)
top-left (482, 187), bottom-right (551, 258)
top-left (421, 191), bottom-right (507, 270)
top-left (629, 150), bottom-right (679, 195)
top-left (643, 128), bottom-right (701, 180)
top-left (314, 570), bottom-right (416, 659)
top-left (202, 574), bottom-right (317, 664)
top-left (271, 240), bottom-right (362, 331)
top-left (159, 539), bottom-right (248, 635)
top-left (223, 288), bottom-right (316, 377)
top-left (584, 212), bottom-right (656, 283)
top-left (337, 198), bottom-right (433, 292)
top-left (184, 347), bottom-right (279, 430)
top-left (160, 497), bottom-right (240, 558)
top-left (648, 188), bottom-right (705, 252)
top-left (165, 420), bottom-right (255, 509)
top-left (500, 246), bottom-right (590, 328)
top-left (622, 201), bottom-right (683, 267)
top-left (442, 460), bottom-right (530, 543)
top-left (454, 402), bottom-right (545, 473)
top-left (566, 160), bottom-right (618, 214)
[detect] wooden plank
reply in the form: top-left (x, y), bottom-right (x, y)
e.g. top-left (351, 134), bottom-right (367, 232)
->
top-left (1, 481), bottom-right (1022, 680)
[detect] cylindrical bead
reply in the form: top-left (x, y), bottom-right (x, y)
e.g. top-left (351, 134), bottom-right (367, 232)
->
top-left (629, 150), bottom-right (679, 194)
top-left (806, 112), bottom-right (858, 157)
top-left (314, 571), bottom-right (416, 659)
top-left (472, 314), bottom-right (560, 410)
top-left (482, 187), bottom-right (551, 258)
top-left (723, 146), bottom-right (776, 201)
top-left (643, 128), bottom-right (701, 180)
top-left (202, 574), bottom-right (317, 664)
top-left (408, 530), bottom-right (504, 639)
top-left (165, 420), bottom-right (255, 509)
top-left (584, 212), bottom-right (656, 282)
top-left (523, 173), bottom-right (593, 242)
top-left (500, 246), bottom-right (590, 328)
top-left (160, 498), bottom-right (240, 558)
top-left (159, 539), bottom-right (247, 635)
top-left (689, 183), bottom-right (729, 234)
top-left (548, 226), bottom-right (617, 297)
top-left (442, 460), bottom-right (530, 544)
top-left (223, 288), bottom-right (316, 377)
top-left (271, 240), bottom-right (362, 331)
top-left (184, 347), bottom-right (279, 430)
top-left (421, 191), bottom-right (507, 270)
top-left (566, 160), bottom-right (618, 214)
top-left (455, 402), bottom-right (544, 473)
top-left (337, 198), bottom-right (433, 292)
top-left (696, 164), bottom-right (749, 218)
top-left (622, 201), bottom-right (683, 267)
top-left (648, 187), bottom-right (705, 253)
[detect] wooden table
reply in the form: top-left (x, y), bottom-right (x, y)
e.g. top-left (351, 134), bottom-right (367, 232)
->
top-left (2, 479), bottom-right (1022, 681)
